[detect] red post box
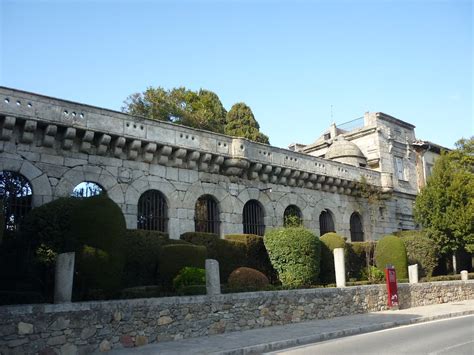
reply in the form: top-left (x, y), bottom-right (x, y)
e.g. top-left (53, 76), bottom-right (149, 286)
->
top-left (385, 266), bottom-right (399, 308)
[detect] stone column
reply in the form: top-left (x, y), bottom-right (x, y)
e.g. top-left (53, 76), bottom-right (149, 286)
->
top-left (408, 264), bottom-right (418, 284)
top-left (333, 248), bottom-right (346, 288)
top-left (206, 259), bottom-right (221, 296)
top-left (460, 270), bottom-right (468, 281)
top-left (54, 252), bottom-right (75, 303)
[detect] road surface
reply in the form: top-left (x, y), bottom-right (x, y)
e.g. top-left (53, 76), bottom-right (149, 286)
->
top-left (266, 315), bottom-right (474, 355)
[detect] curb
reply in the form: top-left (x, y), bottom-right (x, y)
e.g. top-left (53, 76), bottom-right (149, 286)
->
top-left (213, 310), bottom-right (474, 355)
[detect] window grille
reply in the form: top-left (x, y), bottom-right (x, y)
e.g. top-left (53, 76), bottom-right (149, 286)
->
top-left (195, 195), bottom-right (220, 234)
top-left (283, 205), bottom-right (302, 226)
top-left (350, 212), bottom-right (364, 241)
top-left (243, 200), bottom-right (265, 236)
top-left (72, 181), bottom-right (103, 197)
top-left (137, 190), bottom-right (168, 232)
top-left (0, 171), bottom-right (32, 232)
top-left (319, 209), bottom-right (335, 236)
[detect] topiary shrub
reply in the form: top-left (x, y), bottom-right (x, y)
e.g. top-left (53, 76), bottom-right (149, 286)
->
top-left (227, 267), bottom-right (269, 291)
top-left (69, 195), bottom-right (126, 298)
top-left (264, 227), bottom-right (321, 287)
top-left (319, 232), bottom-right (346, 284)
top-left (375, 235), bottom-right (408, 279)
top-left (347, 241), bottom-right (377, 280)
top-left (122, 230), bottom-right (170, 287)
top-left (158, 244), bottom-right (207, 287)
top-left (224, 234), bottom-right (277, 282)
top-left (173, 267), bottom-right (206, 294)
top-left (395, 230), bottom-right (440, 278)
top-left (180, 232), bottom-right (247, 282)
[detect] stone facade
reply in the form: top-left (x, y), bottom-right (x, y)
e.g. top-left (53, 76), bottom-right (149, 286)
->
top-left (0, 87), bottom-right (423, 240)
top-left (0, 281), bottom-right (472, 354)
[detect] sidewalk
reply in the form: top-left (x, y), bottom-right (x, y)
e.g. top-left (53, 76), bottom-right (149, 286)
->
top-left (107, 300), bottom-right (474, 355)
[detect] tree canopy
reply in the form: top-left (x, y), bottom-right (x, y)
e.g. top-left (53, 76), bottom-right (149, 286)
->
top-left (414, 137), bottom-right (474, 254)
top-left (122, 87), bottom-right (269, 143)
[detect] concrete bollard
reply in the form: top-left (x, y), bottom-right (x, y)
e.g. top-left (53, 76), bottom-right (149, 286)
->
top-left (54, 252), bottom-right (75, 303)
top-left (333, 248), bottom-right (346, 288)
top-left (460, 270), bottom-right (468, 281)
top-left (205, 259), bottom-right (221, 296)
top-left (408, 264), bottom-right (418, 284)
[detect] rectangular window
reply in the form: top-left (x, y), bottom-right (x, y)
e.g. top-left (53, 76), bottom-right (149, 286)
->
top-left (395, 156), bottom-right (405, 180)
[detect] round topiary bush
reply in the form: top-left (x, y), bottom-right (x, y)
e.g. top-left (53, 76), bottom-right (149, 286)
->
top-left (375, 235), bottom-right (408, 279)
top-left (319, 232), bottom-right (346, 284)
top-left (264, 227), bottom-right (321, 287)
top-left (227, 267), bottom-right (269, 291)
top-left (395, 230), bottom-right (439, 278)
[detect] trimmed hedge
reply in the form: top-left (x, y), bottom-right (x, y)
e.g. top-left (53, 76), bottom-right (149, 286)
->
top-left (227, 267), bottom-right (269, 291)
top-left (70, 195), bottom-right (126, 297)
top-left (375, 235), bottom-right (408, 279)
top-left (158, 244), bottom-right (207, 286)
top-left (173, 267), bottom-right (206, 293)
top-left (264, 227), bottom-right (321, 287)
top-left (347, 241), bottom-right (377, 280)
top-left (180, 232), bottom-right (247, 282)
top-left (319, 232), bottom-right (346, 284)
top-left (224, 234), bottom-right (276, 282)
top-left (122, 230), bottom-right (170, 287)
top-left (395, 230), bottom-right (439, 278)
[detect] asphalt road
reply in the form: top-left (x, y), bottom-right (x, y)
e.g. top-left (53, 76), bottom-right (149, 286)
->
top-left (266, 315), bottom-right (474, 355)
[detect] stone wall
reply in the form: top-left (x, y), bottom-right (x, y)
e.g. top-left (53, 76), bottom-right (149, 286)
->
top-left (1, 281), bottom-right (472, 354)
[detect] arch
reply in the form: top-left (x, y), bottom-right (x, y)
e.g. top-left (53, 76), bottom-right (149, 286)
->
top-left (72, 181), bottom-right (104, 198)
top-left (243, 199), bottom-right (265, 236)
top-left (283, 204), bottom-right (302, 227)
top-left (319, 209), bottom-right (335, 236)
top-left (195, 194), bottom-right (220, 234)
top-left (0, 170), bottom-right (33, 232)
top-left (350, 212), bottom-right (364, 241)
top-left (137, 189), bottom-right (168, 232)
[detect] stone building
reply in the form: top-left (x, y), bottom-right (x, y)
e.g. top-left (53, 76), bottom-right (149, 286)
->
top-left (0, 87), bottom-right (444, 241)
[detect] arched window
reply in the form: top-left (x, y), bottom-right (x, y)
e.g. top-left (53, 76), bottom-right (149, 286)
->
top-left (195, 195), bottom-right (220, 234)
top-left (0, 171), bottom-right (33, 232)
top-left (137, 190), bottom-right (168, 232)
top-left (72, 181), bottom-right (103, 198)
top-left (350, 212), bottom-right (364, 241)
top-left (243, 200), bottom-right (265, 236)
top-left (283, 205), bottom-right (302, 227)
top-left (319, 209), bottom-right (335, 236)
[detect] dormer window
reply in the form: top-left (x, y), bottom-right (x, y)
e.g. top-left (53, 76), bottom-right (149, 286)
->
top-left (324, 133), bottom-right (331, 140)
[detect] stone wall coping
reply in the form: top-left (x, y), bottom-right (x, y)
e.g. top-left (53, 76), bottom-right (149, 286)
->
top-left (0, 86), bottom-right (382, 187)
top-left (1, 280), bottom-right (471, 316)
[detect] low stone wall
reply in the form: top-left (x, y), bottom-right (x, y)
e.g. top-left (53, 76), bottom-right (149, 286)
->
top-left (1, 281), bottom-right (472, 355)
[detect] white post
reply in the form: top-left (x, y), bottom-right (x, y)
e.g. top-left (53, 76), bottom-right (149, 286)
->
top-left (54, 252), bottom-right (75, 303)
top-left (205, 259), bottom-right (221, 296)
top-left (408, 264), bottom-right (419, 284)
top-left (460, 270), bottom-right (468, 281)
top-left (333, 248), bottom-right (346, 288)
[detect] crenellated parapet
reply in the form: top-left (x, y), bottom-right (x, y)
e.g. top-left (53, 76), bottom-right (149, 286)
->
top-left (0, 87), bottom-right (391, 196)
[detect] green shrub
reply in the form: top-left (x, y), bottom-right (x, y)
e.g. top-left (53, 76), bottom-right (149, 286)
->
top-left (319, 232), bottom-right (346, 284)
top-left (375, 235), bottom-right (408, 279)
top-left (264, 227), bottom-right (321, 287)
top-left (120, 285), bottom-right (172, 299)
top-left (361, 265), bottom-right (385, 283)
top-left (176, 284), bottom-right (207, 295)
top-left (225, 234), bottom-right (277, 282)
top-left (173, 267), bottom-right (206, 292)
top-left (347, 241), bottom-right (377, 280)
top-left (122, 230), bottom-right (169, 287)
top-left (69, 195), bottom-right (126, 297)
top-left (180, 232), bottom-right (247, 282)
top-left (395, 230), bottom-right (440, 278)
top-left (158, 244), bottom-right (207, 286)
top-left (227, 267), bottom-right (269, 291)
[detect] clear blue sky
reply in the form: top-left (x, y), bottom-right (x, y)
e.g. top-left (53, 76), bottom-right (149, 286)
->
top-left (1, 0), bottom-right (472, 149)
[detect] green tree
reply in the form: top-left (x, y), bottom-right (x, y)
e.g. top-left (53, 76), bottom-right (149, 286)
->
top-left (225, 103), bottom-right (270, 144)
top-left (414, 137), bottom-right (474, 256)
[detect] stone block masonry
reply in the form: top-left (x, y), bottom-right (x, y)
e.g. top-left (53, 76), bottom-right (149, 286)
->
top-left (0, 281), bottom-right (472, 354)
